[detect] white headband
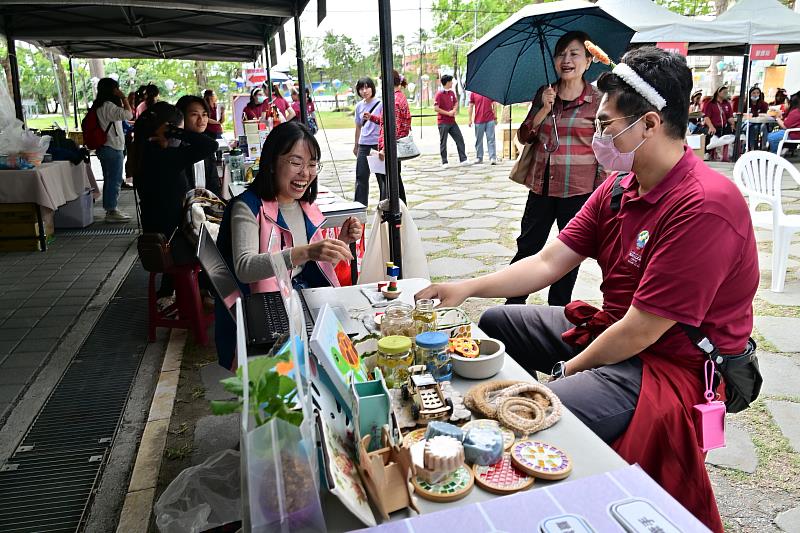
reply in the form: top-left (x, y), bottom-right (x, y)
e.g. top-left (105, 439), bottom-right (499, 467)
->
top-left (612, 63), bottom-right (667, 111)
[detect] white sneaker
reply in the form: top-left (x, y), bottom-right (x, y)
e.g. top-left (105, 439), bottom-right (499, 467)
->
top-left (489, 158), bottom-right (497, 165)
top-left (460, 160), bottom-right (473, 167)
top-left (106, 209), bottom-right (131, 223)
top-left (441, 162), bottom-right (450, 168)
top-left (472, 158), bottom-right (483, 164)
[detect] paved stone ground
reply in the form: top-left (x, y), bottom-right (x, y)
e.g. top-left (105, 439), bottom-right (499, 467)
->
top-left (313, 153), bottom-right (800, 532)
top-left (0, 189), bottom-right (140, 424)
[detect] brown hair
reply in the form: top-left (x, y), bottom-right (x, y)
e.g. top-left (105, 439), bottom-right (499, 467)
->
top-left (392, 69), bottom-right (407, 88)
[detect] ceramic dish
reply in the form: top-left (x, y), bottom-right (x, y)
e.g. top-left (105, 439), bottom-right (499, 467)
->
top-left (451, 338), bottom-right (505, 379)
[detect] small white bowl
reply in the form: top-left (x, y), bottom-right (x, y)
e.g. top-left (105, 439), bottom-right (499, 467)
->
top-left (451, 338), bottom-right (505, 379)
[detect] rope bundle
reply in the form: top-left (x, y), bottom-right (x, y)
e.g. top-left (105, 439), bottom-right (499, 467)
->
top-left (465, 381), bottom-right (563, 436)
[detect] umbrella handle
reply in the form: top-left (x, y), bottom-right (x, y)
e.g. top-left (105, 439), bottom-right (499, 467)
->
top-left (543, 113), bottom-right (560, 153)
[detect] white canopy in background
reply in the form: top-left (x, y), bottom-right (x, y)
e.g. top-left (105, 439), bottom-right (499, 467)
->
top-left (596, 0), bottom-right (748, 49)
top-left (716, 0), bottom-right (800, 50)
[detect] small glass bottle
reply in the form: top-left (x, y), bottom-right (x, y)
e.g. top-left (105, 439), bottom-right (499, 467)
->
top-left (413, 298), bottom-right (437, 335)
top-left (415, 331), bottom-right (452, 382)
top-left (377, 335), bottom-right (413, 389)
top-left (380, 302), bottom-right (415, 338)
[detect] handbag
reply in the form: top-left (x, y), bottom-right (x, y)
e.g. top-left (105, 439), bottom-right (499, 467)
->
top-left (509, 141), bottom-right (536, 185)
top-left (396, 134), bottom-right (421, 161)
top-left (137, 233), bottom-right (173, 273)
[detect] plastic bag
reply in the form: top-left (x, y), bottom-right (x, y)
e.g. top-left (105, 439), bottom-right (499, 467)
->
top-left (154, 449), bottom-right (242, 533)
top-left (242, 417), bottom-right (326, 532)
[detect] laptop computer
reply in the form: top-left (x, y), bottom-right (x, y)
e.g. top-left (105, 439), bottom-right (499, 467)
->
top-left (195, 225), bottom-right (315, 351)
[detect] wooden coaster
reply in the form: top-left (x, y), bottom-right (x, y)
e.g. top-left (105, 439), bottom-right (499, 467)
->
top-left (412, 465), bottom-right (474, 502)
top-left (462, 419), bottom-right (516, 451)
top-left (510, 440), bottom-right (572, 481)
top-left (473, 453), bottom-right (534, 495)
top-left (403, 428), bottom-right (427, 448)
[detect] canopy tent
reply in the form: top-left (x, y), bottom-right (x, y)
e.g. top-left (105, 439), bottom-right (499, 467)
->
top-left (715, 0), bottom-right (800, 54)
top-left (596, 0), bottom-right (750, 56)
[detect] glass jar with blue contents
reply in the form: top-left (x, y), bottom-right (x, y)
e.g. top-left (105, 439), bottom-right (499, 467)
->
top-left (415, 331), bottom-right (452, 382)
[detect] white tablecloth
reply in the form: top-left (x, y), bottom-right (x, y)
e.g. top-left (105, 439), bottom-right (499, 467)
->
top-left (0, 161), bottom-right (90, 211)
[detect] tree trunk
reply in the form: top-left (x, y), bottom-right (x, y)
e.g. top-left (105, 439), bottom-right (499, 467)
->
top-left (52, 52), bottom-right (71, 118)
top-left (194, 61), bottom-right (208, 93)
top-left (709, 0), bottom-right (730, 91)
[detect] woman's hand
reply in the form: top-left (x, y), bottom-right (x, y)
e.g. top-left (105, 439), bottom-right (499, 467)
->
top-left (707, 125), bottom-right (717, 136)
top-left (415, 281), bottom-right (471, 308)
top-left (293, 239), bottom-right (353, 266)
top-left (339, 217), bottom-right (363, 244)
top-left (353, 144), bottom-right (359, 156)
top-left (541, 86), bottom-right (557, 113)
top-left (361, 111), bottom-right (371, 123)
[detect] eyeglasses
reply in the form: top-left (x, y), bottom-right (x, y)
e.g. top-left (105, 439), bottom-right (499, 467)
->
top-left (595, 115), bottom-right (638, 134)
top-left (284, 156), bottom-right (322, 175)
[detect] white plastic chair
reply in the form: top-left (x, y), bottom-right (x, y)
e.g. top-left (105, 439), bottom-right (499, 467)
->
top-left (733, 150), bottom-right (800, 292)
top-left (777, 127), bottom-right (800, 157)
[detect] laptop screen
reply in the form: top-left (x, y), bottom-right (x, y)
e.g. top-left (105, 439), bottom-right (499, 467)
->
top-left (196, 225), bottom-right (243, 318)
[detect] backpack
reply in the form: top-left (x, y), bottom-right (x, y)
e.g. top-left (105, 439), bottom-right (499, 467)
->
top-left (82, 107), bottom-right (113, 150)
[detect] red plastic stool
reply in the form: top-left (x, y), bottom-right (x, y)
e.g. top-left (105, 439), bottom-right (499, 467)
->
top-left (148, 263), bottom-right (214, 345)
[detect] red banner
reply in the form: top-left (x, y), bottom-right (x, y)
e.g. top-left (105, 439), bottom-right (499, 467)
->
top-left (656, 42), bottom-right (688, 56)
top-left (750, 44), bottom-right (779, 61)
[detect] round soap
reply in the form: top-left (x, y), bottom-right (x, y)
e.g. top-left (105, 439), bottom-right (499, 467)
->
top-left (510, 440), bottom-right (572, 481)
top-left (463, 426), bottom-right (504, 466)
top-left (424, 436), bottom-right (464, 472)
top-left (462, 419), bottom-right (515, 450)
top-left (424, 421), bottom-right (465, 442)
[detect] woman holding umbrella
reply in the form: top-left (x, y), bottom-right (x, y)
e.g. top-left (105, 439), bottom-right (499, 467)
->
top-left (508, 31), bottom-right (603, 306)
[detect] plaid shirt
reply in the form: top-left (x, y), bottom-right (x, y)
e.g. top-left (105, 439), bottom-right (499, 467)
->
top-left (519, 82), bottom-right (603, 198)
top-left (369, 89), bottom-right (412, 151)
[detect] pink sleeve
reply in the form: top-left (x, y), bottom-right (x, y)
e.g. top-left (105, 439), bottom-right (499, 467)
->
top-left (556, 182), bottom-right (606, 259)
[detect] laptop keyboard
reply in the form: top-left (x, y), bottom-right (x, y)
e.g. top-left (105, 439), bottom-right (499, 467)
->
top-left (244, 291), bottom-right (316, 348)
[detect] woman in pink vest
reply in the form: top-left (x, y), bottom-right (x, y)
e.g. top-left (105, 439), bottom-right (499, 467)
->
top-left (215, 121), bottom-right (362, 367)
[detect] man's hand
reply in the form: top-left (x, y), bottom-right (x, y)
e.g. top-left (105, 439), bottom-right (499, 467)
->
top-left (414, 281), bottom-right (471, 308)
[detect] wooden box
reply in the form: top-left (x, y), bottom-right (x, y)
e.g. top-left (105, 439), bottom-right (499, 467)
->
top-left (0, 203), bottom-right (55, 251)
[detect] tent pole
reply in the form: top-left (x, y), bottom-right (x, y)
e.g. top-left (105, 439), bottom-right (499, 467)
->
top-left (378, 0), bottom-right (402, 273)
top-left (69, 56), bottom-right (79, 129)
top-left (264, 44), bottom-right (273, 101)
top-left (733, 51), bottom-right (750, 161)
top-left (294, 4), bottom-right (308, 125)
top-left (6, 32), bottom-right (24, 123)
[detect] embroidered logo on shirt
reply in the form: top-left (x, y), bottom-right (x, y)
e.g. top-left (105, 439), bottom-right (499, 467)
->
top-left (636, 230), bottom-right (650, 249)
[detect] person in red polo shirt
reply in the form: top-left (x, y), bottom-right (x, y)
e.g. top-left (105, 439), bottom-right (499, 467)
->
top-left (416, 47), bottom-right (759, 533)
top-left (434, 75), bottom-right (470, 167)
top-left (468, 91), bottom-right (498, 164)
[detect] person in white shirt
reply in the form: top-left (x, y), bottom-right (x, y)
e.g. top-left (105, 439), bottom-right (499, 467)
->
top-left (93, 78), bottom-right (134, 222)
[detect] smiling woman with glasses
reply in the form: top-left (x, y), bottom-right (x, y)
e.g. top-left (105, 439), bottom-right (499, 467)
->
top-left (213, 121), bottom-right (363, 367)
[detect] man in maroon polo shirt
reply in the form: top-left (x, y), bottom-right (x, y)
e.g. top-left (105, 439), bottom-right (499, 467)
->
top-left (434, 74), bottom-right (470, 167)
top-left (416, 47), bottom-right (758, 532)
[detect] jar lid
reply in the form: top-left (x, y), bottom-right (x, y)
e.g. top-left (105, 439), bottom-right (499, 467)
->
top-left (230, 148), bottom-right (243, 156)
top-left (415, 331), bottom-right (449, 349)
top-left (378, 335), bottom-right (412, 354)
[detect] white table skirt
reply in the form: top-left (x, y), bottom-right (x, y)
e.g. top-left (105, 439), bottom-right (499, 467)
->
top-left (0, 161), bottom-right (90, 211)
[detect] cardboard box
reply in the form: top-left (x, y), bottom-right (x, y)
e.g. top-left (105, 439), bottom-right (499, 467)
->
top-left (686, 134), bottom-right (706, 158)
top-left (54, 189), bottom-right (93, 229)
top-left (0, 203), bottom-right (54, 251)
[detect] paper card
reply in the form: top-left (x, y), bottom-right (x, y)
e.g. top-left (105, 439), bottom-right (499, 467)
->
top-left (309, 304), bottom-right (369, 406)
top-left (367, 152), bottom-right (386, 175)
top-left (316, 413), bottom-right (376, 527)
top-left (686, 134), bottom-right (703, 150)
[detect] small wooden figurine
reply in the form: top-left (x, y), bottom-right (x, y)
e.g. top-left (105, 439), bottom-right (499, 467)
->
top-left (382, 262), bottom-right (402, 299)
top-left (356, 425), bottom-right (419, 521)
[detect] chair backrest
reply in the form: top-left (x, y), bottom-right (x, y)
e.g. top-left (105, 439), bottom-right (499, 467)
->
top-left (778, 128), bottom-right (800, 156)
top-left (733, 150), bottom-right (800, 219)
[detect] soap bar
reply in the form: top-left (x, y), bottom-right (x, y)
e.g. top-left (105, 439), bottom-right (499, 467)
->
top-left (463, 427), bottom-right (504, 466)
top-left (424, 436), bottom-right (464, 472)
top-left (424, 421), bottom-right (465, 442)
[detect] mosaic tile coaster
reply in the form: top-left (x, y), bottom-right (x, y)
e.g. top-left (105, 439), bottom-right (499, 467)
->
top-left (403, 428), bottom-right (428, 448)
top-left (473, 453), bottom-right (534, 494)
top-left (462, 419), bottom-right (515, 450)
top-left (510, 440), bottom-right (572, 481)
top-left (412, 465), bottom-right (474, 502)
